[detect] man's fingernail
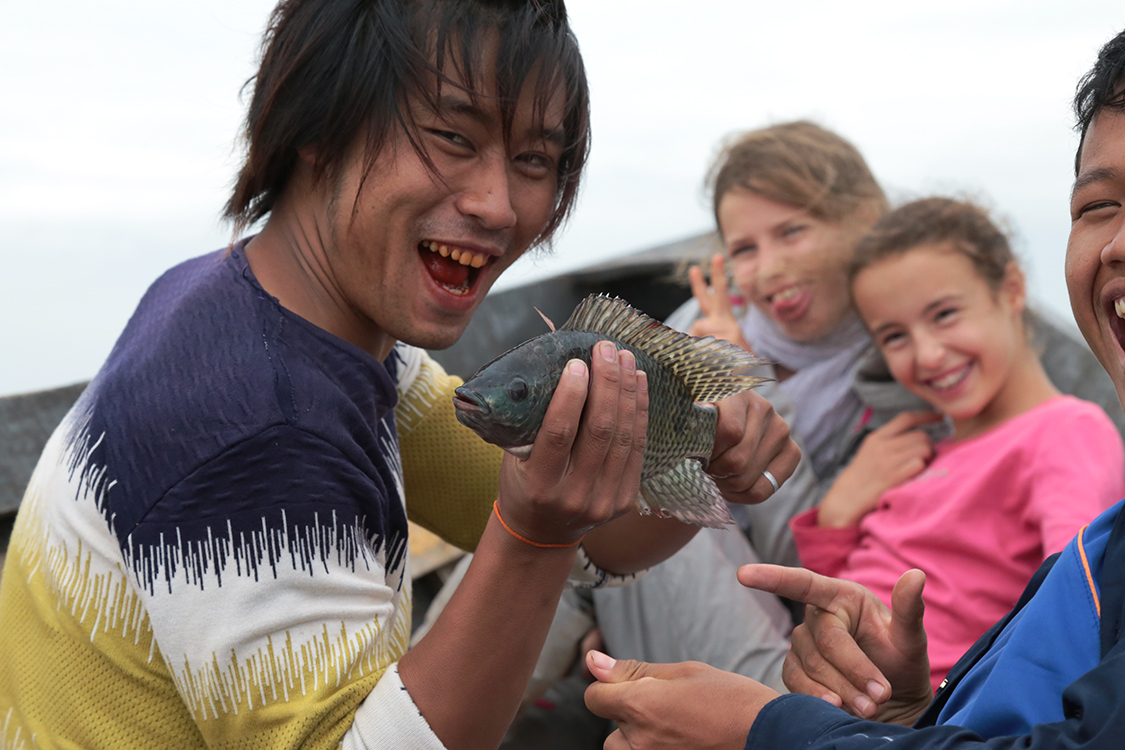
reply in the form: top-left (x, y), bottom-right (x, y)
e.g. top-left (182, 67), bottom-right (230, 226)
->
top-left (854, 695), bottom-right (874, 716)
top-left (588, 650), bottom-right (616, 670)
top-left (599, 341), bottom-right (617, 361)
top-left (867, 681), bottom-right (886, 701)
top-left (568, 360), bottom-right (586, 376)
top-left (637, 371), bottom-right (647, 391)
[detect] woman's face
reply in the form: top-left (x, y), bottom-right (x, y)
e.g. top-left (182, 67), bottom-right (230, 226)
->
top-left (717, 189), bottom-right (863, 343)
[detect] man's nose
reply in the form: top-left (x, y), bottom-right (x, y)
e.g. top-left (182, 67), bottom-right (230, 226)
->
top-left (455, 158), bottom-right (518, 230)
top-left (1100, 215), bottom-right (1125, 267)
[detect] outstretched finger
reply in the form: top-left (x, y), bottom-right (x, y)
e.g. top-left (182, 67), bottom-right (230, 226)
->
top-left (737, 564), bottom-right (860, 618)
top-left (688, 264), bottom-right (714, 317)
top-left (708, 253), bottom-right (734, 318)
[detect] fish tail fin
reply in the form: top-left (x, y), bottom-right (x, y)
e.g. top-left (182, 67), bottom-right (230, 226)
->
top-left (561, 294), bottom-right (769, 403)
top-left (638, 459), bottom-right (734, 529)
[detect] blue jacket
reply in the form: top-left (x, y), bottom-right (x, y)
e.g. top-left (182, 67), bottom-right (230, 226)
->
top-left (746, 498), bottom-right (1125, 749)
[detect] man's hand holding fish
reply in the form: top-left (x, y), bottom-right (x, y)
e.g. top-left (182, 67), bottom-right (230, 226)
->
top-left (455, 294), bottom-right (801, 574)
top-left (495, 340), bottom-right (652, 549)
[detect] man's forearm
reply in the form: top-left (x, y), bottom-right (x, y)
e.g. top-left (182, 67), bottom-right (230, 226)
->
top-left (581, 509), bottom-right (700, 575)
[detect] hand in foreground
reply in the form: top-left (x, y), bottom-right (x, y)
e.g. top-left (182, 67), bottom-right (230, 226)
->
top-left (709, 391), bottom-right (800, 504)
top-left (816, 410), bottom-right (941, 528)
top-left (584, 651), bottom-right (779, 750)
top-left (688, 253), bottom-right (751, 351)
top-left (738, 564), bottom-right (933, 725)
top-left (496, 341), bottom-right (649, 546)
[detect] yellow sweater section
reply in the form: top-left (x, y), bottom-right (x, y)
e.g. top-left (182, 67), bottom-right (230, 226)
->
top-left (396, 354), bottom-right (502, 553)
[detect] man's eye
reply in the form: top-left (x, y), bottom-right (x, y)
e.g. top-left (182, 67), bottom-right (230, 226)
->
top-left (782, 225), bottom-right (808, 238)
top-left (1079, 200), bottom-right (1119, 217)
top-left (729, 245), bottom-right (757, 258)
top-left (431, 129), bottom-right (470, 147)
top-left (515, 152), bottom-right (554, 175)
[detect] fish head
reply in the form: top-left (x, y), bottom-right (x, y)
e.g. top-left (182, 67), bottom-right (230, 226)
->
top-left (453, 343), bottom-right (561, 454)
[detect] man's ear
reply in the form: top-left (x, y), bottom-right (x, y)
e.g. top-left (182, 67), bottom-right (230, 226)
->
top-left (298, 145), bottom-right (318, 166)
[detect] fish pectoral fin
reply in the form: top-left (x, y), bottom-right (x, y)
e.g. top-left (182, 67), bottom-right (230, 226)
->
top-left (504, 444), bottom-right (534, 460)
top-left (638, 460), bottom-right (734, 529)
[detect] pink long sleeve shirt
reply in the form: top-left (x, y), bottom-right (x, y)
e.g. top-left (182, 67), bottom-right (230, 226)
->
top-left (790, 396), bottom-right (1125, 692)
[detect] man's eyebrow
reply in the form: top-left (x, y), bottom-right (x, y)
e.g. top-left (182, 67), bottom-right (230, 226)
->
top-left (436, 93), bottom-right (566, 147)
top-left (436, 93), bottom-right (491, 125)
top-left (1072, 166), bottom-right (1121, 197)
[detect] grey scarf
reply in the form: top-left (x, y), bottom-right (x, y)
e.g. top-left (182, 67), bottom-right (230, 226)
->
top-left (741, 307), bottom-right (870, 478)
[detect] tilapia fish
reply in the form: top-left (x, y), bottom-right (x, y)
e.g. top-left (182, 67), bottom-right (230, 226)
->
top-left (452, 294), bottom-right (768, 528)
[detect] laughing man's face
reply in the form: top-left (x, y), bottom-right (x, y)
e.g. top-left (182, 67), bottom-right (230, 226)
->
top-left (1067, 105), bottom-right (1125, 408)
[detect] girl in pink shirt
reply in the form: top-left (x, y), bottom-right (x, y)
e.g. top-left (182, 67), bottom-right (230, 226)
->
top-left (789, 197), bottom-right (1125, 692)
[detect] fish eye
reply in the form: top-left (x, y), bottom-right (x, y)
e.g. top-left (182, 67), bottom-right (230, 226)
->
top-left (508, 379), bottom-right (529, 402)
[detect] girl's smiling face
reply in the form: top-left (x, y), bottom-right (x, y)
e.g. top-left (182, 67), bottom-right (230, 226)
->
top-left (717, 189), bottom-right (862, 343)
top-left (853, 242), bottom-right (1027, 436)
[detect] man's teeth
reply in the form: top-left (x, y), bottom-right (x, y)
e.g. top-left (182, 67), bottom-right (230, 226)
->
top-left (422, 241), bottom-right (488, 268)
top-left (774, 287), bottom-right (801, 302)
top-left (1115, 298), bottom-right (1125, 319)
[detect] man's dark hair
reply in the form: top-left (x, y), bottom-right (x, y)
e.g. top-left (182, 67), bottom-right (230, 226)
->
top-left (224, 0), bottom-right (590, 244)
top-left (1074, 28), bottom-right (1125, 173)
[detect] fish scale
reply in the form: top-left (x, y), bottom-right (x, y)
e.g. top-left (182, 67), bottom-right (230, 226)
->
top-left (452, 295), bottom-right (768, 528)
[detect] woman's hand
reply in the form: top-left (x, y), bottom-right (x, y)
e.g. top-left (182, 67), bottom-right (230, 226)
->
top-left (816, 410), bottom-right (942, 528)
top-left (688, 254), bottom-right (752, 351)
top-left (738, 564), bottom-right (934, 725)
top-left (495, 341), bottom-right (650, 546)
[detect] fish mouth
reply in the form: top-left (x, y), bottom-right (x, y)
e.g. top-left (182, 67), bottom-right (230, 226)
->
top-left (452, 386), bottom-right (490, 417)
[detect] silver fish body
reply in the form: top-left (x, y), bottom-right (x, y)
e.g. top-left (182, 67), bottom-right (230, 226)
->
top-left (453, 295), bottom-right (767, 528)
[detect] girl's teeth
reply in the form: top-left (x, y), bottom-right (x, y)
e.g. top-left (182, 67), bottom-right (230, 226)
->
top-left (1115, 298), bottom-right (1125, 319)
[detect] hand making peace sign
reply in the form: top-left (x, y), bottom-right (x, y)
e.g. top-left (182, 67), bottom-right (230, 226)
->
top-left (688, 253), bottom-right (752, 352)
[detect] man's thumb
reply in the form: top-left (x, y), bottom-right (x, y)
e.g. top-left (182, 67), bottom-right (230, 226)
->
top-left (586, 650), bottom-right (648, 684)
top-left (890, 569), bottom-right (928, 652)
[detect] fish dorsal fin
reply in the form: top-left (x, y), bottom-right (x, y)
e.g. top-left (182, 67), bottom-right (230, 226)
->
top-left (560, 294), bottom-right (769, 403)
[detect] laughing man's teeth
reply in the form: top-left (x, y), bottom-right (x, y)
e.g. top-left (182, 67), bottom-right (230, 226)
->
top-left (774, 288), bottom-right (801, 302)
top-left (423, 241), bottom-right (488, 269)
top-left (1116, 298), bottom-right (1125, 319)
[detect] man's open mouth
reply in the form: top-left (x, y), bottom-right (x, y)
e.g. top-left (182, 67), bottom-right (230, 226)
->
top-left (419, 241), bottom-right (489, 296)
top-left (1110, 296), bottom-right (1125, 353)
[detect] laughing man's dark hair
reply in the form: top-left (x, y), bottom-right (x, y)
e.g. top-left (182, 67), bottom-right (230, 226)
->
top-left (224, 0), bottom-right (590, 245)
top-left (1074, 28), bottom-right (1125, 173)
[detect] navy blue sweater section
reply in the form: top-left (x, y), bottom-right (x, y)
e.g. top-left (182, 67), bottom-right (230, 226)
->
top-left (69, 245), bottom-right (409, 595)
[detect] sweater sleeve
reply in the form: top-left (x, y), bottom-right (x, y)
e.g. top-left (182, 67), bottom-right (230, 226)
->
top-left (1025, 403), bottom-right (1125, 556)
top-left (748, 634), bottom-right (1125, 750)
top-left (133, 425), bottom-right (431, 750)
top-left (394, 346), bottom-right (500, 553)
top-left (790, 506), bottom-right (861, 576)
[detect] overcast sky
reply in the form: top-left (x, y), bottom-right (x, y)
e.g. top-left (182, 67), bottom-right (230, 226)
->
top-left (2, 1), bottom-right (1123, 396)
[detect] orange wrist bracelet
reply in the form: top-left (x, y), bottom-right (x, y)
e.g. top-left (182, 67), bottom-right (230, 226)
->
top-left (492, 500), bottom-right (583, 549)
